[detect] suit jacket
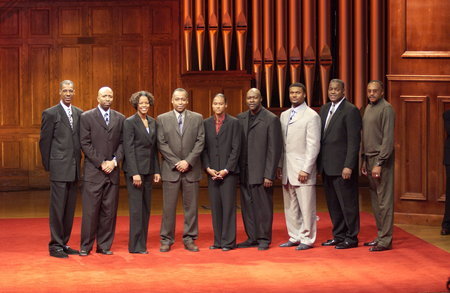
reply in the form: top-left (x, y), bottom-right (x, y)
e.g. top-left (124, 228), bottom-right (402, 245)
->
top-left (157, 110), bottom-right (205, 182)
top-left (122, 113), bottom-right (160, 176)
top-left (80, 107), bottom-right (125, 184)
top-left (280, 103), bottom-right (321, 186)
top-left (318, 99), bottom-right (362, 176)
top-left (201, 114), bottom-right (241, 173)
top-left (237, 107), bottom-right (282, 185)
top-left (39, 103), bottom-right (82, 182)
top-left (444, 110), bottom-right (450, 165)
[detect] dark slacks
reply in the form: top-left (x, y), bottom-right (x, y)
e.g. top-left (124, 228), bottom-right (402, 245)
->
top-left (240, 180), bottom-right (274, 246)
top-left (366, 156), bottom-right (394, 248)
top-left (125, 173), bottom-right (153, 253)
top-left (323, 172), bottom-right (360, 244)
top-left (208, 174), bottom-right (237, 248)
top-left (443, 165), bottom-right (450, 230)
top-left (49, 180), bottom-right (78, 251)
top-left (80, 178), bottom-right (119, 251)
top-left (160, 175), bottom-right (199, 245)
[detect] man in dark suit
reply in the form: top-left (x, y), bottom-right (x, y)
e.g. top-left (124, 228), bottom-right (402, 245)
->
top-left (79, 86), bottom-right (125, 256)
top-left (319, 79), bottom-right (362, 249)
top-left (202, 93), bottom-right (241, 251)
top-left (157, 88), bottom-right (205, 252)
top-left (39, 80), bottom-right (82, 258)
top-left (237, 88), bottom-right (282, 250)
top-left (442, 110), bottom-right (450, 235)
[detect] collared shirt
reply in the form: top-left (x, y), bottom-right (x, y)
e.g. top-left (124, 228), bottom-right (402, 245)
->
top-left (98, 105), bottom-right (111, 123)
top-left (60, 101), bottom-right (73, 128)
top-left (288, 103), bottom-right (303, 122)
top-left (215, 113), bottom-right (225, 134)
top-left (173, 109), bottom-right (185, 132)
top-left (325, 97), bottom-right (346, 126)
top-left (248, 108), bottom-right (262, 129)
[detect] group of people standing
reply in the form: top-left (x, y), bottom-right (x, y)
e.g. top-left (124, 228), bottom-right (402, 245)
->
top-left (39, 78), bottom-right (395, 259)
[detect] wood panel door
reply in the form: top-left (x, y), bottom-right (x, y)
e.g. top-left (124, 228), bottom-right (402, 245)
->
top-left (0, 1), bottom-right (179, 189)
top-left (387, 0), bottom-right (450, 224)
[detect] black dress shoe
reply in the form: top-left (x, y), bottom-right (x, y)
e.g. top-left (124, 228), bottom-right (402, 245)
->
top-left (96, 248), bottom-right (113, 255)
top-left (63, 246), bottom-right (80, 255)
top-left (441, 228), bottom-right (450, 235)
top-left (209, 245), bottom-right (221, 250)
top-left (321, 239), bottom-right (343, 246)
top-left (130, 251), bottom-right (149, 254)
top-left (279, 241), bottom-right (300, 247)
top-left (79, 250), bottom-right (89, 256)
top-left (222, 247), bottom-right (233, 251)
top-left (236, 240), bottom-right (258, 248)
top-left (295, 244), bottom-right (312, 251)
top-left (50, 249), bottom-right (68, 258)
top-left (369, 245), bottom-right (391, 252)
top-left (363, 241), bottom-right (378, 246)
top-left (335, 241), bottom-right (358, 249)
top-left (257, 244), bottom-right (269, 251)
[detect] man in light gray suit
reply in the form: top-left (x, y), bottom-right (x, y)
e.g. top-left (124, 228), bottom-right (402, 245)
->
top-left (157, 88), bottom-right (205, 252)
top-left (278, 83), bottom-right (321, 250)
top-left (237, 88), bottom-right (282, 250)
top-left (39, 80), bottom-right (82, 258)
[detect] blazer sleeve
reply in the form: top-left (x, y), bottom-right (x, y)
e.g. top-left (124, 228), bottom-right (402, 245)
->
top-left (201, 120), bottom-right (210, 170)
top-left (302, 113), bottom-right (322, 174)
top-left (123, 119), bottom-right (139, 176)
top-left (344, 106), bottom-right (362, 170)
top-left (80, 113), bottom-right (104, 168)
top-left (112, 114), bottom-right (124, 163)
top-left (156, 117), bottom-right (182, 167)
top-left (185, 116), bottom-right (205, 167)
top-left (39, 110), bottom-right (54, 171)
top-left (264, 115), bottom-right (282, 180)
top-left (224, 119), bottom-right (242, 173)
top-left (152, 120), bottom-right (161, 174)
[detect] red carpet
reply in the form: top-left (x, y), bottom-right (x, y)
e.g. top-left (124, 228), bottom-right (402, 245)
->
top-left (0, 212), bottom-right (449, 292)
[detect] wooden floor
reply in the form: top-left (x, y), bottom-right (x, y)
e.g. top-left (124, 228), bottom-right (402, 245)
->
top-left (0, 186), bottom-right (449, 252)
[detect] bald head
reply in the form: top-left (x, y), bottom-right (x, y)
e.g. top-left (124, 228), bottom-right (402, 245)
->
top-left (97, 86), bottom-right (113, 111)
top-left (246, 88), bottom-right (263, 113)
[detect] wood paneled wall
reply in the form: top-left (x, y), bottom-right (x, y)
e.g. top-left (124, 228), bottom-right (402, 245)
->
top-left (388, 0), bottom-right (450, 224)
top-left (0, 0), bottom-right (180, 189)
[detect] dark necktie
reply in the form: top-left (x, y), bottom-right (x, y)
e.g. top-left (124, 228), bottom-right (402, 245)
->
top-left (104, 112), bottom-right (109, 125)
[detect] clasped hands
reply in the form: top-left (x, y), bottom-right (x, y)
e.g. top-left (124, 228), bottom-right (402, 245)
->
top-left (101, 160), bottom-right (115, 174)
top-left (175, 160), bottom-right (190, 173)
top-left (206, 167), bottom-right (228, 180)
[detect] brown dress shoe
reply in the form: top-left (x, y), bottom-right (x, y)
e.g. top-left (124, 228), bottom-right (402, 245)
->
top-left (363, 241), bottom-right (378, 247)
top-left (369, 245), bottom-right (391, 252)
top-left (184, 241), bottom-right (199, 252)
top-left (160, 244), bottom-right (171, 252)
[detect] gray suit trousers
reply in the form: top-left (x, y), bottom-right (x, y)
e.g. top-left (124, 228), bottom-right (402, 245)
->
top-left (366, 156), bottom-right (394, 248)
top-left (160, 175), bottom-right (199, 245)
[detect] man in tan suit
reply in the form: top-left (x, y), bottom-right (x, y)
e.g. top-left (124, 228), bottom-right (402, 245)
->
top-left (157, 88), bottom-right (205, 252)
top-left (278, 83), bottom-right (321, 250)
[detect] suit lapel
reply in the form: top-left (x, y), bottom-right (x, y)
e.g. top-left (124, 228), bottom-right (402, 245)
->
top-left (323, 100), bottom-right (345, 138)
top-left (71, 107), bottom-right (80, 133)
top-left (249, 108), bottom-right (265, 130)
top-left (95, 108), bottom-right (108, 130)
top-left (241, 111), bottom-right (249, 138)
top-left (133, 113), bottom-right (152, 143)
top-left (217, 114), bottom-right (229, 136)
top-left (57, 104), bottom-right (72, 130)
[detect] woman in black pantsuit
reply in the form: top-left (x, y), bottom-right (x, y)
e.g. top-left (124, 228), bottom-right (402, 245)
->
top-left (202, 93), bottom-right (241, 251)
top-left (123, 91), bottom-right (161, 253)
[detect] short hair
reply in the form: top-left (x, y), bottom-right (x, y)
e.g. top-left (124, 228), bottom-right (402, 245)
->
top-left (246, 88), bottom-right (262, 98)
top-left (368, 80), bottom-right (384, 89)
top-left (172, 88), bottom-right (189, 98)
top-left (213, 93), bottom-right (227, 103)
top-left (59, 80), bottom-right (74, 90)
top-left (130, 91), bottom-right (154, 110)
top-left (329, 79), bottom-right (345, 89)
top-left (289, 82), bottom-right (306, 92)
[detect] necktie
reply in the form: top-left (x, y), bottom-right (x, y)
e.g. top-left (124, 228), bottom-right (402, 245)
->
top-left (67, 107), bottom-right (73, 129)
top-left (286, 109), bottom-right (296, 136)
top-left (178, 114), bottom-right (183, 134)
top-left (104, 112), bottom-right (109, 125)
top-left (324, 104), bottom-right (335, 130)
